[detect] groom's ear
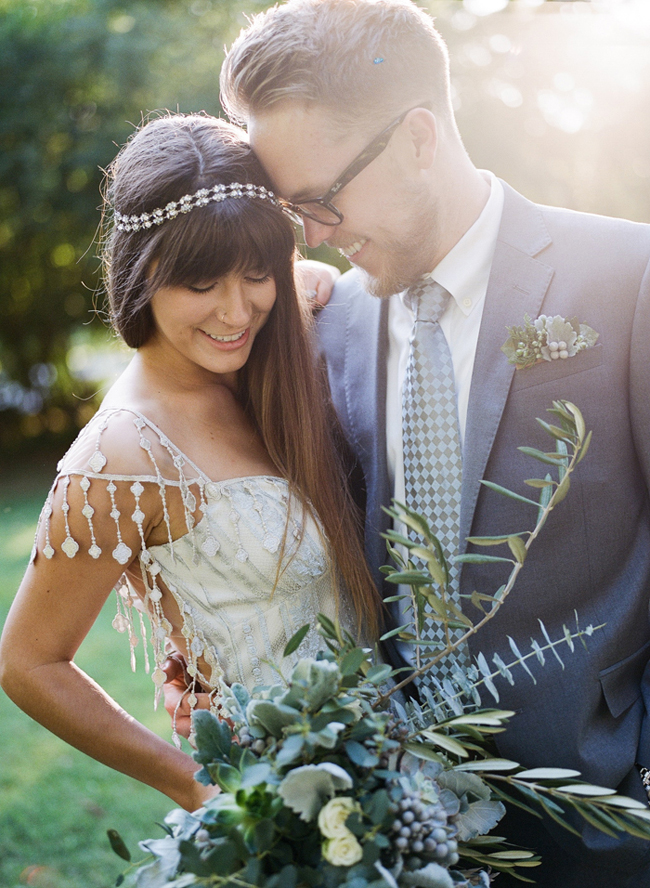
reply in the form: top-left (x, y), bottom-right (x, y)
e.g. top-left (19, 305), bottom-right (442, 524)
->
top-left (398, 107), bottom-right (437, 171)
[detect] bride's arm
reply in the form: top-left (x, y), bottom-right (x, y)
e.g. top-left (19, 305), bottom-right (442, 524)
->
top-left (0, 476), bottom-right (215, 812)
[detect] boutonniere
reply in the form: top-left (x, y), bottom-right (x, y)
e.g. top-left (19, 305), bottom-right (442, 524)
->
top-left (502, 313), bottom-right (599, 370)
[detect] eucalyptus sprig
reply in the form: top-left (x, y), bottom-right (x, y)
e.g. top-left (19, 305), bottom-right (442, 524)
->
top-left (405, 617), bottom-right (602, 749)
top-left (378, 401), bottom-right (591, 704)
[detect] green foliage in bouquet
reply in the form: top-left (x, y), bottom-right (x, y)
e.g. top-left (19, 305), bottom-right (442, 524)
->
top-left (109, 403), bottom-right (650, 887)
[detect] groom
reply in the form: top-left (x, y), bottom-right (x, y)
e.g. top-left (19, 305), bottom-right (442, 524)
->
top-left (218, 1), bottom-right (650, 885)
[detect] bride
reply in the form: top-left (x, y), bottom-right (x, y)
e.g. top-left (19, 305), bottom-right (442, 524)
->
top-left (0, 113), bottom-right (380, 812)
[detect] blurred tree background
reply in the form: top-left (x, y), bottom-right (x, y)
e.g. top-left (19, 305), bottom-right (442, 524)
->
top-left (1, 0), bottom-right (649, 460)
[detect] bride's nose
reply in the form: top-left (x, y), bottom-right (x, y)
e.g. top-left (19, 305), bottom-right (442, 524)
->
top-left (217, 281), bottom-right (252, 327)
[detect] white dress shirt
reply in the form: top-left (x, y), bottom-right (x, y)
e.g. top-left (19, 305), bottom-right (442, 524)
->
top-left (386, 171), bottom-right (504, 660)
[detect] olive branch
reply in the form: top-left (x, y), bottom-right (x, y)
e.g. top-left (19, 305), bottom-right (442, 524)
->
top-left (377, 400), bottom-right (591, 705)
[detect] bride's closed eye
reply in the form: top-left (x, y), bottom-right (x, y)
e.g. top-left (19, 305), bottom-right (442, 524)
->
top-left (187, 281), bottom-right (218, 294)
top-left (187, 272), bottom-right (272, 293)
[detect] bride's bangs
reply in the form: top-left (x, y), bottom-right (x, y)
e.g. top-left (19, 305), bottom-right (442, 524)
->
top-left (154, 197), bottom-right (295, 287)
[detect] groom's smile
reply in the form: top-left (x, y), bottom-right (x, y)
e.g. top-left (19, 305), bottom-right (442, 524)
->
top-left (337, 238), bottom-right (368, 261)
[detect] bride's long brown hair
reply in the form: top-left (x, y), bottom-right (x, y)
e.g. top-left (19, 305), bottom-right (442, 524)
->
top-left (101, 112), bottom-right (381, 636)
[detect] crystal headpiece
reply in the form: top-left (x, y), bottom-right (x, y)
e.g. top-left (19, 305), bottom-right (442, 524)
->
top-left (113, 182), bottom-right (282, 232)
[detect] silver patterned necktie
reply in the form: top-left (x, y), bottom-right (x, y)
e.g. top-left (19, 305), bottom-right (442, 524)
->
top-left (402, 279), bottom-right (470, 685)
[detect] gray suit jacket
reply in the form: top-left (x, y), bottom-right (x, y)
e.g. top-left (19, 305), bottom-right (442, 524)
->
top-left (317, 182), bottom-right (650, 886)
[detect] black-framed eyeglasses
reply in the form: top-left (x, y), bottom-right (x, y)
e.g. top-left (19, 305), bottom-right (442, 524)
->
top-left (282, 102), bottom-right (432, 227)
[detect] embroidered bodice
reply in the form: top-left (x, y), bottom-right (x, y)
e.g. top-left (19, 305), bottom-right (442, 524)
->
top-left (32, 408), bottom-right (355, 732)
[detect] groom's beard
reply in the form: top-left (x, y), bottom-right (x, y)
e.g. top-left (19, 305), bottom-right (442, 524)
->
top-left (361, 192), bottom-right (441, 300)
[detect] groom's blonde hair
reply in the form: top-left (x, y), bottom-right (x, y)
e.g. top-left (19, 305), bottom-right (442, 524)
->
top-left (221, 0), bottom-right (455, 138)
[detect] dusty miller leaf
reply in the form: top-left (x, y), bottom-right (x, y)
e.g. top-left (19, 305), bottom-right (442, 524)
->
top-left (245, 700), bottom-right (301, 736)
top-left (437, 769), bottom-right (491, 801)
top-left (454, 798), bottom-right (506, 842)
top-left (399, 862), bottom-right (454, 888)
top-left (277, 763), bottom-right (353, 821)
top-left (192, 711), bottom-right (232, 764)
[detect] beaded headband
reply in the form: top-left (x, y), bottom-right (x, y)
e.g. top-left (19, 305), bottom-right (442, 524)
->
top-left (113, 182), bottom-right (282, 232)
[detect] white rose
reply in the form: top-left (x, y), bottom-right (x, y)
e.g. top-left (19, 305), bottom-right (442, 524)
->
top-left (318, 797), bottom-right (359, 839)
top-left (322, 834), bottom-right (364, 867)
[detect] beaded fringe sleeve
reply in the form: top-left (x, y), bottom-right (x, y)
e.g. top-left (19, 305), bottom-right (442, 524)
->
top-left (31, 407), bottom-right (348, 748)
top-left (31, 408), bottom-right (226, 720)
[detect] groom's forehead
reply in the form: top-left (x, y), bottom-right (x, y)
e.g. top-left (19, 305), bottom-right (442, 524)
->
top-left (248, 104), bottom-right (362, 201)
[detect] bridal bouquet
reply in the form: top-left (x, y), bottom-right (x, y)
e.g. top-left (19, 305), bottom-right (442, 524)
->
top-left (109, 403), bottom-right (650, 887)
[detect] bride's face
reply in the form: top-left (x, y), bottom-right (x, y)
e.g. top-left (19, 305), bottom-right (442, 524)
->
top-left (147, 269), bottom-right (276, 384)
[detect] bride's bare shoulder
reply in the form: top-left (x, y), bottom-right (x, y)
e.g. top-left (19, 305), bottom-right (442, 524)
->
top-left (57, 355), bottom-right (190, 480)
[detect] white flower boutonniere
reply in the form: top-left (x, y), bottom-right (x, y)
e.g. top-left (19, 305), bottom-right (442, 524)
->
top-left (502, 313), bottom-right (599, 370)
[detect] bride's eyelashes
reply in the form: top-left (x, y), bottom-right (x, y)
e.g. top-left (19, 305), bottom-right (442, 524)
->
top-left (186, 271), bottom-right (273, 294)
top-left (187, 282), bottom-right (217, 294)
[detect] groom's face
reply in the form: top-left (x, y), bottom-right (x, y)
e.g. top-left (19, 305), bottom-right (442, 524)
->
top-left (249, 103), bottom-right (438, 298)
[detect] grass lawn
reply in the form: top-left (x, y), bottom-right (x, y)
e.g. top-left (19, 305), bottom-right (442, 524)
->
top-left (0, 456), bottom-right (179, 888)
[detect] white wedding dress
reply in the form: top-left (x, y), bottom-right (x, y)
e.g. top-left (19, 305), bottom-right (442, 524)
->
top-left (32, 408), bottom-right (356, 726)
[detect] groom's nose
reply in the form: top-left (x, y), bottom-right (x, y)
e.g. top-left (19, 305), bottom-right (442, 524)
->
top-left (302, 216), bottom-right (332, 249)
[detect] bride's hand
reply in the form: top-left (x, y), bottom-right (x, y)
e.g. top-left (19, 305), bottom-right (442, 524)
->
top-left (162, 652), bottom-right (211, 742)
top-left (294, 258), bottom-right (341, 310)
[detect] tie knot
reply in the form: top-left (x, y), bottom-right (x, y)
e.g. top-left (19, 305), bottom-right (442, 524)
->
top-left (405, 279), bottom-right (450, 324)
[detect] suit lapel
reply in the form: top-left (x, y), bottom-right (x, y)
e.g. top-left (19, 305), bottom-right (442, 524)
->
top-left (343, 288), bottom-right (392, 563)
top-left (460, 184), bottom-right (554, 549)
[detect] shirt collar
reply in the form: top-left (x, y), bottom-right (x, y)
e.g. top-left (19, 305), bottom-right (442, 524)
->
top-left (410, 171), bottom-right (504, 317)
